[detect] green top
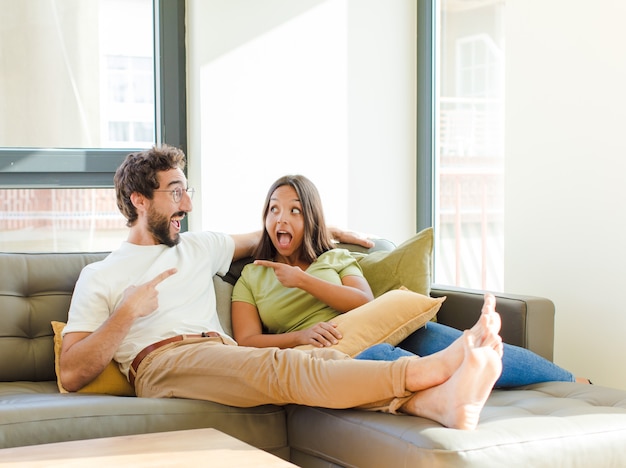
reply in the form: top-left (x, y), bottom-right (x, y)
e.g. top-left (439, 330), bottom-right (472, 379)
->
top-left (232, 249), bottom-right (363, 333)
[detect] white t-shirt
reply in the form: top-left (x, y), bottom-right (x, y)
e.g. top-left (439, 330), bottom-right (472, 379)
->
top-left (63, 231), bottom-right (235, 377)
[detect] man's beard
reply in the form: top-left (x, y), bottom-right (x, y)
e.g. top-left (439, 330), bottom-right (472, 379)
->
top-left (147, 206), bottom-right (181, 247)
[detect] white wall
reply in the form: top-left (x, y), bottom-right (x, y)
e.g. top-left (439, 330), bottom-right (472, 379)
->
top-left (186, 0), bottom-right (417, 245)
top-left (505, 0), bottom-right (626, 389)
top-left (346, 1), bottom-right (417, 241)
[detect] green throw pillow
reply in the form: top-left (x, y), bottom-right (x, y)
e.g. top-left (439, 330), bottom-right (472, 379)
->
top-left (356, 227), bottom-right (433, 298)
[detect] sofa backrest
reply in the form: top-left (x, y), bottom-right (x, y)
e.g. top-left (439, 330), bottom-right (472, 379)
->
top-left (0, 252), bottom-right (108, 382)
top-left (0, 251), bottom-right (241, 383)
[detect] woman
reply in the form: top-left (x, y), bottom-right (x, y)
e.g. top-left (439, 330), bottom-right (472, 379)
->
top-left (231, 174), bottom-right (370, 349)
top-left (231, 174), bottom-right (584, 387)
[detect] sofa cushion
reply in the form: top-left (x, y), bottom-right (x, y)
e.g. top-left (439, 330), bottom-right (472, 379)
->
top-left (0, 252), bottom-right (109, 382)
top-left (0, 384), bottom-right (288, 457)
top-left (51, 321), bottom-right (135, 396)
top-left (287, 381), bottom-right (626, 467)
top-left (294, 289), bottom-right (444, 357)
top-left (354, 228), bottom-right (433, 297)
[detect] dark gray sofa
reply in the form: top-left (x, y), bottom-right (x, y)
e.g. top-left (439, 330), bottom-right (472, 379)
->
top-left (2, 249), bottom-right (626, 467)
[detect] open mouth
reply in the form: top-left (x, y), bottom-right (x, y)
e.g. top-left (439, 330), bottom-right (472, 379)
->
top-left (171, 212), bottom-right (186, 230)
top-left (277, 231), bottom-right (292, 248)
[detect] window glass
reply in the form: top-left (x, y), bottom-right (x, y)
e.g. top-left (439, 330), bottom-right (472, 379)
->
top-left (0, 0), bottom-right (154, 148)
top-left (0, 188), bottom-right (126, 252)
top-left (0, 0), bottom-right (155, 252)
top-left (435, 0), bottom-right (505, 291)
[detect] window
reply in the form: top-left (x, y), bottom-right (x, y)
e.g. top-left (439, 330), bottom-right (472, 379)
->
top-left (0, 0), bottom-right (155, 149)
top-left (418, 0), bottom-right (505, 291)
top-left (0, 0), bottom-right (186, 252)
top-left (103, 55), bottom-right (155, 147)
top-left (0, 187), bottom-right (125, 252)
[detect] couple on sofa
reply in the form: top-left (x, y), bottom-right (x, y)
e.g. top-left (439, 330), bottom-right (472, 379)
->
top-left (59, 145), bottom-right (579, 432)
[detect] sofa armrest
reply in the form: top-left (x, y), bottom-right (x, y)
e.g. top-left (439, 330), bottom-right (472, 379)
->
top-left (430, 285), bottom-right (555, 362)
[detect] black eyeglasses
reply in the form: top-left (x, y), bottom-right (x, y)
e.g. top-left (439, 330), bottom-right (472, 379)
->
top-left (154, 187), bottom-right (195, 203)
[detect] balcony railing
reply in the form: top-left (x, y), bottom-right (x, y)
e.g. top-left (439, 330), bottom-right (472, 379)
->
top-left (435, 97), bottom-right (504, 291)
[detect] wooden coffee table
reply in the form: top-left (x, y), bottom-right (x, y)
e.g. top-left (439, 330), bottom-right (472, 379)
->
top-left (0, 428), bottom-right (296, 467)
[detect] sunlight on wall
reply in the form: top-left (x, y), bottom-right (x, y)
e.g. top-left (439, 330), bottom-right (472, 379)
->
top-left (199, 1), bottom-right (349, 234)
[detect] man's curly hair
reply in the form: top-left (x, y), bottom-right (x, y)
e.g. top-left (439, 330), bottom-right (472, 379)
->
top-left (114, 145), bottom-right (186, 226)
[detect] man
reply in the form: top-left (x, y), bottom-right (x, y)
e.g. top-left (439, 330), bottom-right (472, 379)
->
top-left (60, 144), bottom-right (503, 430)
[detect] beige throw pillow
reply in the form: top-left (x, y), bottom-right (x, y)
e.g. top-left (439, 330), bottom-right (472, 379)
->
top-left (51, 321), bottom-right (135, 396)
top-left (295, 288), bottom-right (445, 357)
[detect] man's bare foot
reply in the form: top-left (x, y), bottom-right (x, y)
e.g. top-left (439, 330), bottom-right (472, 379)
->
top-left (473, 293), bottom-right (503, 353)
top-left (576, 377), bottom-right (592, 384)
top-left (440, 293), bottom-right (503, 369)
top-left (401, 293), bottom-right (503, 392)
top-left (401, 330), bottom-right (503, 430)
top-left (404, 293), bottom-right (503, 391)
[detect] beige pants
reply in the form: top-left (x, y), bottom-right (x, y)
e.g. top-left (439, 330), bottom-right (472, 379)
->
top-left (134, 337), bottom-right (412, 413)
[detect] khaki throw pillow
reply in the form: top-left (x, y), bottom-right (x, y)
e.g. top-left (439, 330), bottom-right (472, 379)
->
top-left (295, 288), bottom-right (445, 357)
top-left (51, 321), bottom-right (135, 396)
top-left (355, 227), bottom-right (434, 298)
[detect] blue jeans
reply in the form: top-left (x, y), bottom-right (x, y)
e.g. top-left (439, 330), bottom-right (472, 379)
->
top-left (355, 321), bottom-right (575, 388)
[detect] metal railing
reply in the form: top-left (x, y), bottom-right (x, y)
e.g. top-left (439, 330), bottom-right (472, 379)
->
top-left (435, 97), bottom-right (504, 291)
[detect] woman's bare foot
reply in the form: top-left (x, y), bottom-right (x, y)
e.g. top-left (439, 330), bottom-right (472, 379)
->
top-left (401, 330), bottom-right (502, 430)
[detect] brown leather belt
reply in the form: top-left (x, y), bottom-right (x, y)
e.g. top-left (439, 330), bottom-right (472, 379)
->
top-left (129, 332), bottom-right (220, 387)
